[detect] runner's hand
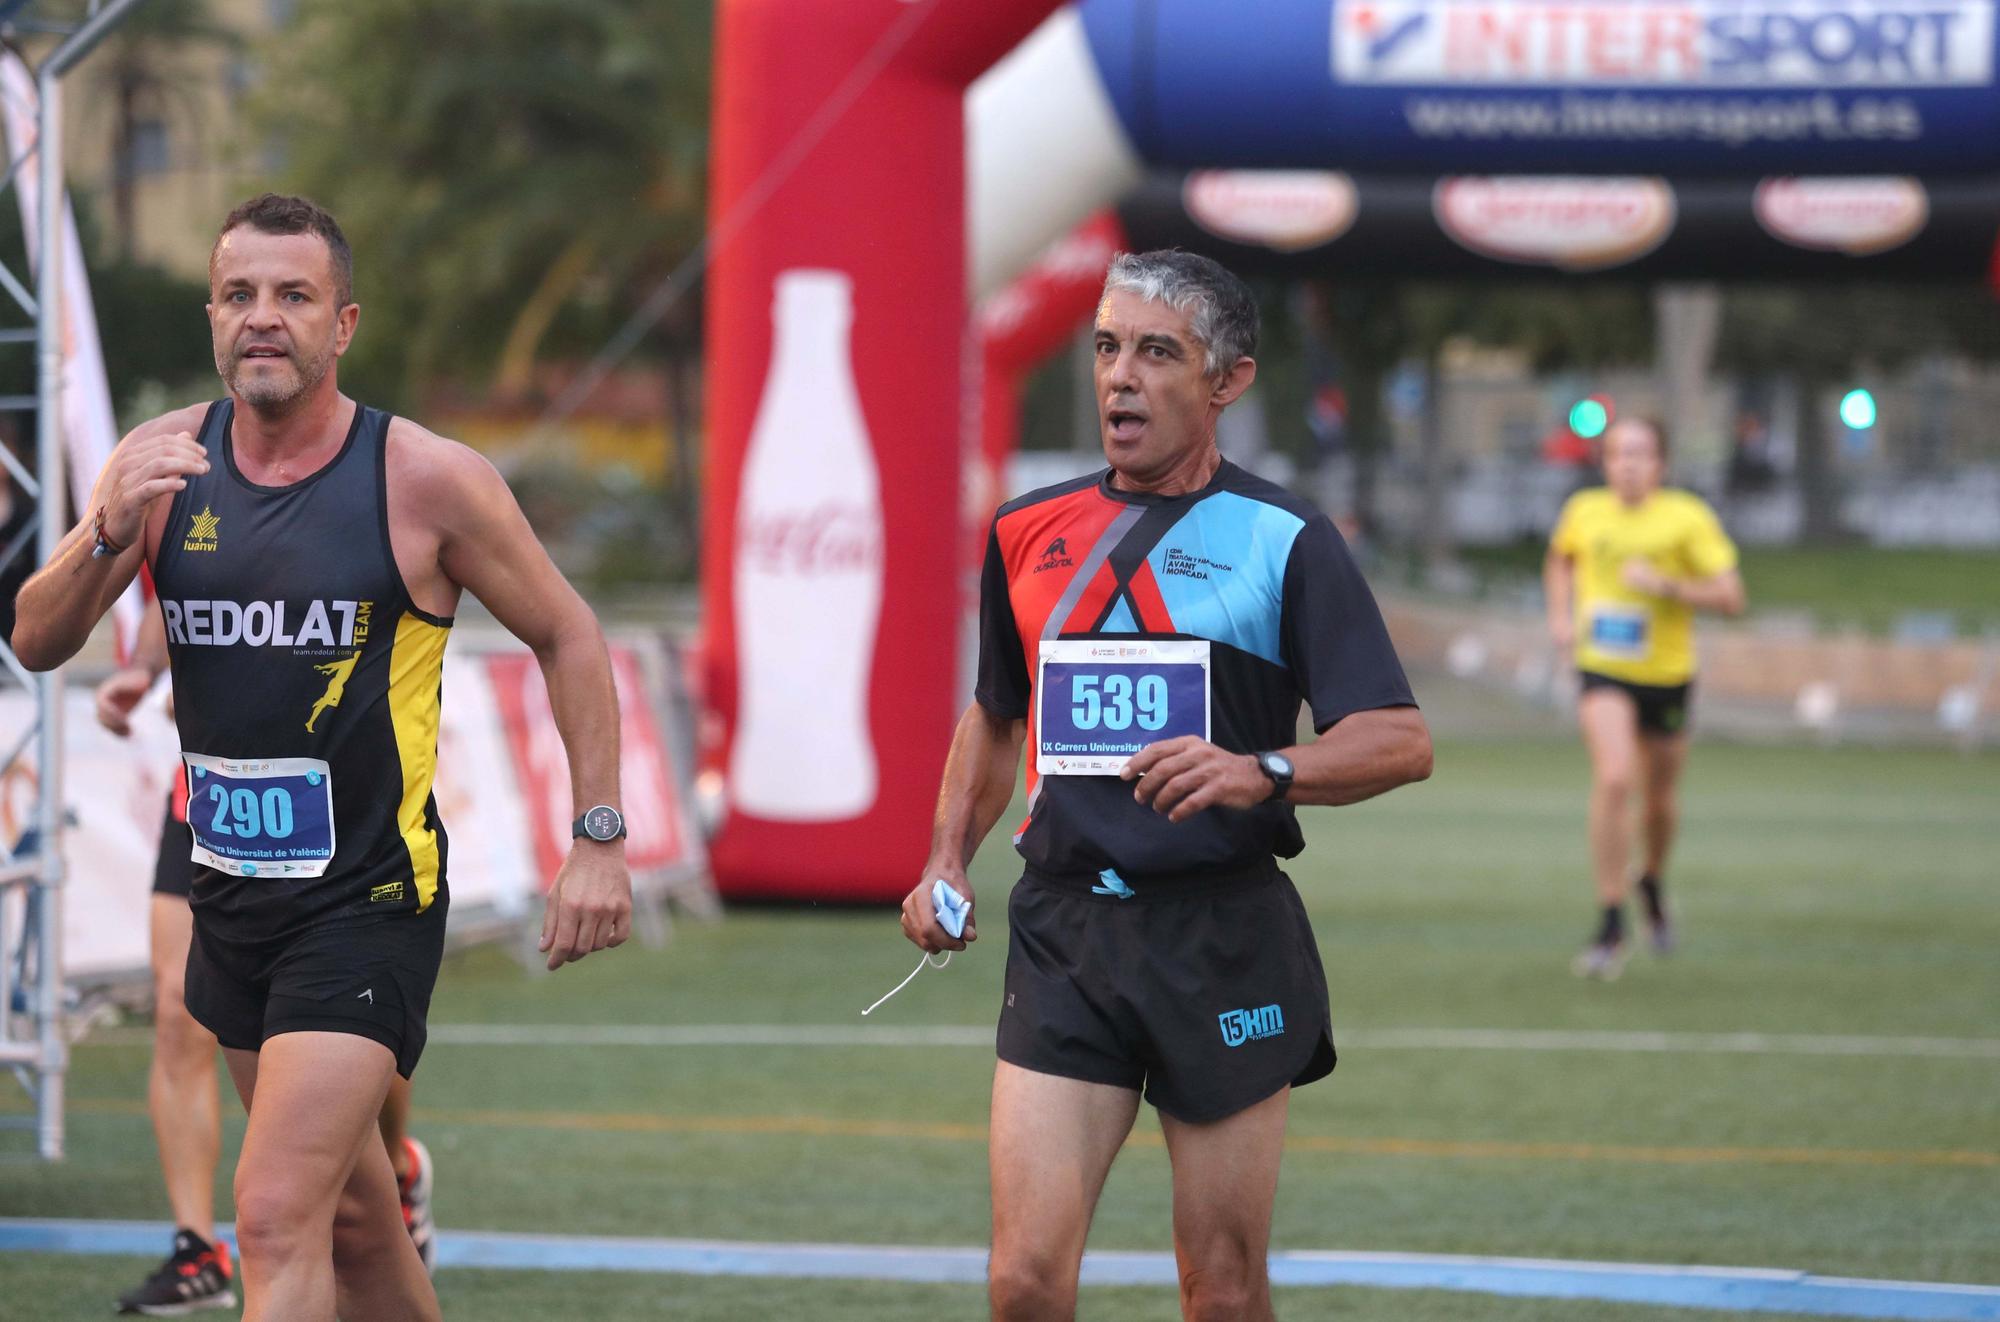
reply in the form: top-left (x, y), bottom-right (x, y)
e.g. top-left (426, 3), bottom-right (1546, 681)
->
top-left (93, 667), bottom-right (152, 736)
top-left (101, 431), bottom-right (207, 549)
top-left (900, 864), bottom-right (974, 954)
top-left (1620, 558), bottom-right (1671, 597)
top-left (539, 842), bottom-right (633, 970)
top-left (1549, 615), bottom-right (1574, 653)
top-left (1123, 735), bottom-right (1270, 822)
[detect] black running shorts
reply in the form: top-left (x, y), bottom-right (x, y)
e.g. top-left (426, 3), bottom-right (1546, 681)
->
top-left (1579, 670), bottom-right (1694, 737)
top-left (997, 861), bottom-right (1336, 1124)
top-left (184, 896), bottom-right (448, 1078)
top-left (151, 792), bottom-right (196, 899)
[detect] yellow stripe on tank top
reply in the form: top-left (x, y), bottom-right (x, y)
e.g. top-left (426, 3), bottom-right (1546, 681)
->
top-left (388, 612), bottom-right (450, 910)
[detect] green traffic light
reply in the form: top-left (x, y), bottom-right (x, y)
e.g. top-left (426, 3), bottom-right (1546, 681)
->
top-left (1839, 388), bottom-right (1877, 430)
top-left (1568, 397), bottom-right (1609, 439)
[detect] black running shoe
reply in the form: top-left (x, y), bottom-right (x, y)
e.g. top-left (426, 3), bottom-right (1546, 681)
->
top-left (115, 1228), bottom-right (236, 1315)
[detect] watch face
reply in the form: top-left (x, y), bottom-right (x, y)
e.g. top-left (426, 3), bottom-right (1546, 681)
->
top-left (1263, 753), bottom-right (1295, 780)
top-left (583, 805), bottom-right (623, 841)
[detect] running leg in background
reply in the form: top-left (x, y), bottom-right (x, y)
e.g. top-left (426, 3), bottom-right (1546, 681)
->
top-left (1576, 686), bottom-right (1642, 978)
top-left (377, 1073), bottom-right (437, 1272)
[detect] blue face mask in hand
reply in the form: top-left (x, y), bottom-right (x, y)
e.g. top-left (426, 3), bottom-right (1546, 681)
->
top-left (862, 879), bottom-right (968, 1016)
top-left (932, 877), bottom-right (970, 938)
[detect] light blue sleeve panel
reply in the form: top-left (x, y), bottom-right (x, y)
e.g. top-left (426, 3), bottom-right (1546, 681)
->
top-left (1145, 492), bottom-right (1305, 667)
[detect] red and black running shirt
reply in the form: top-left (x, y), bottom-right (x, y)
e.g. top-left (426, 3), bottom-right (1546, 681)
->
top-left (976, 460), bottom-right (1415, 880)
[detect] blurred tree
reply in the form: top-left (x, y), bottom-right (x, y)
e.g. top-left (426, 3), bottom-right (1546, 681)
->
top-left (92, 0), bottom-right (242, 262)
top-left (1301, 280), bottom-right (1654, 542)
top-left (0, 192), bottom-right (212, 420)
top-left (254, 0), bottom-right (712, 407)
top-left (1718, 285), bottom-right (2000, 542)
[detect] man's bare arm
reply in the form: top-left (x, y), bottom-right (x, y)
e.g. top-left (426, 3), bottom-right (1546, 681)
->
top-left (1621, 560), bottom-right (1746, 615)
top-left (1543, 548), bottom-right (1575, 652)
top-left (901, 702), bottom-right (1026, 954)
top-left (1124, 705), bottom-right (1432, 823)
top-left (94, 599), bottom-right (171, 737)
top-left (1282, 705), bottom-right (1433, 806)
top-left (13, 411), bottom-right (208, 670)
top-left (421, 436), bottom-right (629, 970)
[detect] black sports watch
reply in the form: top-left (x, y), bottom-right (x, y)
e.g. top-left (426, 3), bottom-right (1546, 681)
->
top-left (1252, 751), bottom-right (1295, 803)
top-left (572, 804), bottom-right (628, 843)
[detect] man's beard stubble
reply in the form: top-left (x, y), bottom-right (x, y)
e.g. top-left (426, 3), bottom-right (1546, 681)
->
top-left (217, 337), bottom-right (335, 413)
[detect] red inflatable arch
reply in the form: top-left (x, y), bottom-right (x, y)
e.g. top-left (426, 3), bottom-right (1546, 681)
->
top-left (702, 0), bottom-right (1063, 900)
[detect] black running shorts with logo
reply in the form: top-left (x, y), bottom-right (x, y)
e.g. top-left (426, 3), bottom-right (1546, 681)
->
top-left (996, 861), bottom-right (1336, 1124)
top-left (1579, 670), bottom-right (1694, 737)
top-left (150, 793), bottom-right (196, 899)
top-left (183, 892), bottom-right (448, 1078)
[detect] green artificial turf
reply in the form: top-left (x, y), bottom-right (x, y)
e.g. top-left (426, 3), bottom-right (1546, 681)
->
top-left (4, 735), bottom-right (1996, 1319)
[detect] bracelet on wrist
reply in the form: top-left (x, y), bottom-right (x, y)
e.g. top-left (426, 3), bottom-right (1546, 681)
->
top-left (90, 507), bottom-right (128, 559)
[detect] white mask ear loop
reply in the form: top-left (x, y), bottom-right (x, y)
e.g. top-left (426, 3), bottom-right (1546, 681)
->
top-left (862, 950), bottom-right (952, 1016)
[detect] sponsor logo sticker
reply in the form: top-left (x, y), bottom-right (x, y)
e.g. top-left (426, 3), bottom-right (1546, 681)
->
top-left (1335, 0), bottom-right (1995, 88)
top-left (1184, 171), bottom-right (1361, 252)
top-left (1219, 1004), bottom-right (1286, 1047)
top-left (1434, 176), bottom-right (1677, 270)
top-left (1753, 176), bottom-right (1929, 254)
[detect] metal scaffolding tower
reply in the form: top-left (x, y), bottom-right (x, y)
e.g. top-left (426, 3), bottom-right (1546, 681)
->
top-left (0, 0), bottom-right (148, 1161)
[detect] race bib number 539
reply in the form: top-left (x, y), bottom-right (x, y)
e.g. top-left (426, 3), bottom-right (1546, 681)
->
top-left (1036, 639), bottom-right (1210, 775)
top-left (184, 753), bottom-right (336, 878)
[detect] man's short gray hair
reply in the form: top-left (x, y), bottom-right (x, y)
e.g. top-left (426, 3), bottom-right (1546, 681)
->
top-left (1101, 250), bottom-right (1259, 377)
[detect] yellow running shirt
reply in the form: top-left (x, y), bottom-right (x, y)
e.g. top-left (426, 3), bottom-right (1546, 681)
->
top-left (1550, 487), bottom-right (1739, 687)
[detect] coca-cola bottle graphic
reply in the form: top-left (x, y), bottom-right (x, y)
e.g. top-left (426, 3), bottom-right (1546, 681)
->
top-left (730, 269), bottom-right (884, 820)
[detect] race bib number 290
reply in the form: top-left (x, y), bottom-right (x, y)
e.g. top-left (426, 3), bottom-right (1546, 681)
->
top-left (184, 753), bottom-right (336, 878)
top-left (1036, 639), bottom-right (1210, 775)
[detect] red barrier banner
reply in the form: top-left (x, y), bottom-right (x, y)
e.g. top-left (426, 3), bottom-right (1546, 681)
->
top-left (485, 646), bottom-right (693, 887)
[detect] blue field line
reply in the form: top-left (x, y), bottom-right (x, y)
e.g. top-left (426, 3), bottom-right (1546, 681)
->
top-left (3, 1218), bottom-right (1998, 1318)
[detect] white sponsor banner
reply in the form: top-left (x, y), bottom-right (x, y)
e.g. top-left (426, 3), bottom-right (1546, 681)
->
top-left (0, 690), bottom-right (179, 978)
top-left (1753, 175), bottom-right (1930, 253)
top-left (1334, 0), bottom-right (1996, 88)
top-left (1183, 170), bottom-right (1361, 251)
top-left (0, 51), bottom-right (144, 658)
top-left (0, 659), bottom-right (545, 981)
top-left (433, 654), bottom-right (542, 917)
top-left (1434, 175), bottom-right (1677, 269)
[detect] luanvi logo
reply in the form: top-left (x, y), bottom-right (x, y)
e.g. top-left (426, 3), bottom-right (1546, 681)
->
top-left (356, 988), bottom-right (374, 1004)
top-left (1218, 1004), bottom-right (1285, 1047)
top-left (1033, 536), bottom-right (1074, 574)
top-left (182, 505), bottom-right (220, 554)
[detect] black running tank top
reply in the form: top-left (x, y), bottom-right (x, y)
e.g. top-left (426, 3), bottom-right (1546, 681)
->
top-left (151, 400), bottom-right (450, 938)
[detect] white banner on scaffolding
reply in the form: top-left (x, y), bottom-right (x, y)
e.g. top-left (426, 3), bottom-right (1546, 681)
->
top-left (0, 643), bottom-right (704, 981)
top-left (0, 49), bottom-right (144, 659)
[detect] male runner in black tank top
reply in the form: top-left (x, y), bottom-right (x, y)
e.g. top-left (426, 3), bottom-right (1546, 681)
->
top-left (14, 194), bottom-right (633, 1322)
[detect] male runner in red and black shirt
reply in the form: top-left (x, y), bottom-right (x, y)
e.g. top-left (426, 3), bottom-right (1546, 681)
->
top-left (901, 250), bottom-right (1432, 1322)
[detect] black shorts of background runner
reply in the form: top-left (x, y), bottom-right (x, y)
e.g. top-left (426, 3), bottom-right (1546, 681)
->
top-left (1579, 671), bottom-right (1694, 737)
top-left (151, 791), bottom-right (198, 899)
top-left (997, 861), bottom-right (1335, 1124)
top-left (184, 891), bottom-right (447, 1078)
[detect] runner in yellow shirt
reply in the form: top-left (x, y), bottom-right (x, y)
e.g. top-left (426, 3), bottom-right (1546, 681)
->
top-left (1545, 418), bottom-right (1746, 978)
